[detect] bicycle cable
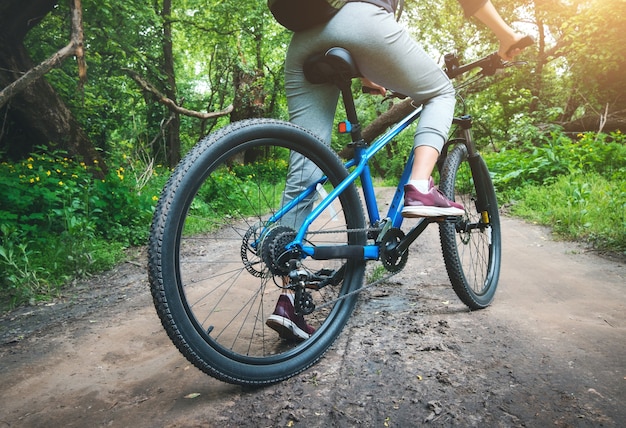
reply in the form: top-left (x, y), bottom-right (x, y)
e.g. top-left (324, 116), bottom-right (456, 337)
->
top-left (313, 268), bottom-right (399, 311)
top-left (277, 224), bottom-right (400, 311)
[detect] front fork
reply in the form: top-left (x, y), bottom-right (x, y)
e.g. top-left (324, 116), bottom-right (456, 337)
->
top-left (443, 116), bottom-right (492, 223)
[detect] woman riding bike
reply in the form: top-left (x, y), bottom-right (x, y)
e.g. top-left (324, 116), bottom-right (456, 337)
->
top-left (266, 0), bottom-right (529, 340)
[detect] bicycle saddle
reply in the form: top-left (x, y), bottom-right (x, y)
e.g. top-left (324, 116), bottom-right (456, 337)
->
top-left (303, 47), bottom-right (361, 85)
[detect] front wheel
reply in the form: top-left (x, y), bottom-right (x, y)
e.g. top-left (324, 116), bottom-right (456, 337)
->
top-left (438, 144), bottom-right (501, 309)
top-left (148, 119), bottom-right (366, 385)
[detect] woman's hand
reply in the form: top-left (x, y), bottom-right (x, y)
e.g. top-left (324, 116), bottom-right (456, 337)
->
top-left (360, 77), bottom-right (386, 96)
top-left (499, 33), bottom-right (529, 61)
top-left (473, 0), bottom-right (531, 61)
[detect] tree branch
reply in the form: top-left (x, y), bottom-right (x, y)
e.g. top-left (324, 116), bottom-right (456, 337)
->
top-left (125, 69), bottom-right (233, 120)
top-left (0, 0), bottom-right (86, 108)
top-left (71, 0), bottom-right (87, 89)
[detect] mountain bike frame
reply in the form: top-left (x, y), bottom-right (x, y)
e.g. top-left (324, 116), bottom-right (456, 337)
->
top-left (266, 33), bottom-right (534, 269)
top-left (266, 47), bottom-right (477, 264)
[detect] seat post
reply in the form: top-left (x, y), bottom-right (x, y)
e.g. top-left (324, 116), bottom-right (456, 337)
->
top-left (337, 80), bottom-right (363, 143)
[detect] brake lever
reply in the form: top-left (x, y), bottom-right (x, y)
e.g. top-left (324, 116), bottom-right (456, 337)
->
top-left (505, 60), bottom-right (529, 67)
top-left (480, 53), bottom-right (505, 76)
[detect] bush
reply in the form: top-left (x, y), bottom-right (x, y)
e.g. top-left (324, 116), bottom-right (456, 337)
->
top-left (484, 129), bottom-right (625, 255)
top-left (486, 129), bottom-right (626, 200)
top-left (0, 149), bottom-right (167, 308)
top-left (511, 173), bottom-right (625, 254)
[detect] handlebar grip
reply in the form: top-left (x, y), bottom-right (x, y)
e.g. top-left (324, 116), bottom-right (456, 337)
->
top-left (506, 35), bottom-right (534, 56)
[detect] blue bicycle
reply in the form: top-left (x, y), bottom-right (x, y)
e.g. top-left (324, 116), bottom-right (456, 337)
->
top-left (148, 37), bottom-right (533, 385)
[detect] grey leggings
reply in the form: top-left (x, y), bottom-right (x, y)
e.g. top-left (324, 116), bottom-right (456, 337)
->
top-left (280, 2), bottom-right (456, 229)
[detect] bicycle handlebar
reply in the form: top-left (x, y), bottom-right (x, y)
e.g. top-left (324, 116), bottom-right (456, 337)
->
top-left (371, 36), bottom-right (534, 100)
top-left (444, 35), bottom-right (534, 80)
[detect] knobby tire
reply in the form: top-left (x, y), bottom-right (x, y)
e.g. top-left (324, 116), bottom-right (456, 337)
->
top-left (148, 119), bottom-right (366, 385)
top-left (438, 144), bottom-right (502, 309)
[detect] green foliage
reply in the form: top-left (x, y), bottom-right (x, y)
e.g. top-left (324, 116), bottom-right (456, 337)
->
top-left (0, 225), bottom-right (48, 307)
top-left (486, 129), bottom-right (626, 198)
top-left (485, 129), bottom-right (625, 253)
top-left (4, 0), bottom-right (625, 308)
top-left (184, 157), bottom-right (289, 235)
top-left (511, 173), bottom-right (625, 254)
top-left (0, 148), bottom-right (168, 308)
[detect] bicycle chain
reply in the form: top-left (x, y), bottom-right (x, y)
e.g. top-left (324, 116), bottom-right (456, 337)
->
top-left (305, 226), bottom-right (380, 235)
top-left (313, 269), bottom-right (399, 311)
top-left (279, 225), bottom-right (395, 312)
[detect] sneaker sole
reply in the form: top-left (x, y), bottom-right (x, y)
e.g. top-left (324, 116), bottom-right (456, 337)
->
top-left (402, 205), bottom-right (464, 218)
top-left (266, 315), bottom-right (311, 341)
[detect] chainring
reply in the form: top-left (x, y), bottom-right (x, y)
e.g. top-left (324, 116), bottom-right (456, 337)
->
top-left (379, 228), bottom-right (408, 273)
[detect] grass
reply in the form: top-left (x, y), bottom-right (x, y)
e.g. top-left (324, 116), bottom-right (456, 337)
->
top-left (1, 128), bottom-right (624, 308)
top-left (509, 173), bottom-right (625, 254)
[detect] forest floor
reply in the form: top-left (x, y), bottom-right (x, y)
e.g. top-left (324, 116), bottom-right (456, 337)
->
top-left (1, 206), bottom-right (625, 427)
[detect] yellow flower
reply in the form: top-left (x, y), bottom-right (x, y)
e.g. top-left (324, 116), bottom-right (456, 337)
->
top-left (46, 170), bottom-right (51, 176)
top-left (93, 159), bottom-right (99, 164)
top-left (27, 164), bottom-right (33, 169)
top-left (29, 178), bottom-right (34, 183)
top-left (152, 195), bottom-right (159, 201)
top-left (58, 181), bottom-right (64, 186)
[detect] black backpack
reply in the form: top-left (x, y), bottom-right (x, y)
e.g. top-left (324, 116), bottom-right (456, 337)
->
top-left (267, 0), bottom-right (347, 32)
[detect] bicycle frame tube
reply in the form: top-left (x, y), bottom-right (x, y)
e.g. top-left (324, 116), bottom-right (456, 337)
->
top-left (267, 177), bottom-right (323, 225)
top-left (387, 148), bottom-right (414, 228)
top-left (292, 105), bottom-right (424, 260)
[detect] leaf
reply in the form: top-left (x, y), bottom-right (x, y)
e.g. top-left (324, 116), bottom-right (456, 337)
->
top-left (184, 392), bottom-right (201, 399)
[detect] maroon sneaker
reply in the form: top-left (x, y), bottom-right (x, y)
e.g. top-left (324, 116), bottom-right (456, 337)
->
top-left (402, 177), bottom-right (464, 218)
top-left (266, 294), bottom-right (315, 341)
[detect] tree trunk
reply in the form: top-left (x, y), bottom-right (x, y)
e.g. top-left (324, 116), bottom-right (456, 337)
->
top-left (559, 112), bottom-right (626, 134)
top-left (161, 0), bottom-right (181, 168)
top-left (528, 4), bottom-right (546, 114)
top-left (231, 65), bottom-right (268, 164)
top-left (0, 0), bottom-right (105, 172)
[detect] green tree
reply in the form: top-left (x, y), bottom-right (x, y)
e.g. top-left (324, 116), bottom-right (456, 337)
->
top-left (521, 0), bottom-right (625, 131)
top-left (0, 0), bottom-right (105, 169)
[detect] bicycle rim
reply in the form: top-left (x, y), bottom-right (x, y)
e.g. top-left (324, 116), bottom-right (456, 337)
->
top-left (148, 119), bottom-right (366, 385)
top-left (439, 144), bottom-right (501, 309)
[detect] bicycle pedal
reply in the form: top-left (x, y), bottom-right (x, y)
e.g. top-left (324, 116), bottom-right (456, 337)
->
top-left (439, 216), bottom-right (461, 223)
top-left (426, 216), bottom-right (451, 223)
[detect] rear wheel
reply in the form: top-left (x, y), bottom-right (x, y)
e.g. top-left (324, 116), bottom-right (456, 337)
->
top-left (148, 119), bottom-right (366, 385)
top-left (439, 144), bottom-right (501, 309)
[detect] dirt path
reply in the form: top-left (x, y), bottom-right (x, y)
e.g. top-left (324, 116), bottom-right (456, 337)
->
top-left (1, 216), bottom-right (624, 427)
